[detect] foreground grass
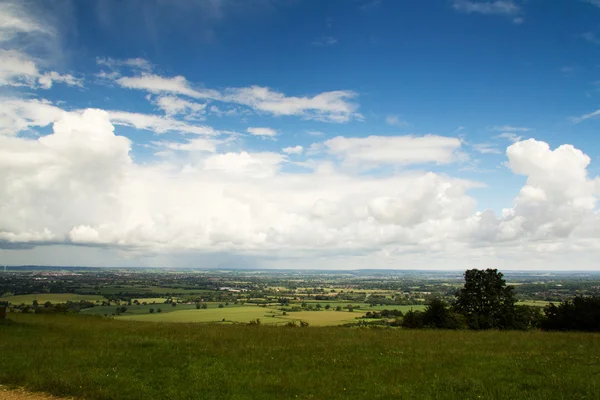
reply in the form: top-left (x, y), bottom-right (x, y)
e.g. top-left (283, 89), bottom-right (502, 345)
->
top-left (1, 314), bottom-right (599, 400)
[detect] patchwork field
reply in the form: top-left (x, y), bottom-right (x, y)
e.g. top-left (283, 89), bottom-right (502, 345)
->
top-left (116, 306), bottom-right (287, 324)
top-left (2, 293), bottom-right (105, 305)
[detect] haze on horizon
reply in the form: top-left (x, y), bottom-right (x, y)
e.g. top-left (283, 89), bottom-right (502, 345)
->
top-left (1, 0), bottom-right (600, 270)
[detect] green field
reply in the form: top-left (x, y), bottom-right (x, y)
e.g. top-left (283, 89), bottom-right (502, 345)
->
top-left (1, 293), bottom-right (105, 305)
top-left (279, 310), bottom-right (365, 326)
top-left (117, 306), bottom-right (287, 324)
top-left (1, 314), bottom-right (599, 400)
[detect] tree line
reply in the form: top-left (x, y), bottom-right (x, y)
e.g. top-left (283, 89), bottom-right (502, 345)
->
top-left (401, 269), bottom-right (600, 332)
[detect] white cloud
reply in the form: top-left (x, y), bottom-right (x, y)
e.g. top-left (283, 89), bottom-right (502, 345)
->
top-left (0, 97), bottom-right (65, 135)
top-left (247, 127), bottom-right (277, 137)
top-left (153, 137), bottom-right (219, 153)
top-left (452, 1), bottom-right (524, 23)
top-left (97, 57), bottom-right (152, 71)
top-left (583, 0), bottom-right (600, 8)
top-left (312, 36), bottom-right (338, 46)
top-left (582, 32), bottom-right (600, 45)
top-left (0, 49), bottom-right (82, 89)
top-left (324, 135), bottom-right (463, 166)
top-left (112, 71), bottom-right (361, 123)
top-left (495, 132), bottom-right (524, 142)
top-left (2, 109), bottom-right (600, 269)
top-left (571, 109), bottom-right (600, 123)
top-left (0, 1), bottom-right (53, 42)
top-left (472, 143), bottom-right (501, 154)
top-left (226, 86), bottom-right (360, 123)
top-left (283, 145), bottom-right (303, 155)
top-left (117, 73), bottom-right (218, 99)
top-left (154, 95), bottom-right (207, 119)
top-left (385, 114), bottom-right (409, 127)
top-left (452, 0), bottom-right (520, 15)
top-left (491, 125), bottom-right (531, 132)
top-left (108, 111), bottom-right (220, 135)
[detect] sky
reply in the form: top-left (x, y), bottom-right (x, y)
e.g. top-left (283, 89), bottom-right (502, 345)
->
top-left (1, 0), bottom-right (600, 270)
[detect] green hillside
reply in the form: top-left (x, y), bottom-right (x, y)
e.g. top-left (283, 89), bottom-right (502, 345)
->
top-left (1, 314), bottom-right (599, 400)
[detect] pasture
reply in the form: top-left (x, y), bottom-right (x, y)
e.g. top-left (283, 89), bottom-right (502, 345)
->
top-left (1, 293), bottom-right (105, 305)
top-left (117, 306), bottom-right (287, 324)
top-left (1, 314), bottom-right (599, 400)
top-left (280, 310), bottom-right (365, 326)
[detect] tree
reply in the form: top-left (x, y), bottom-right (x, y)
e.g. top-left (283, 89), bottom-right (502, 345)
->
top-left (157, 308), bottom-right (162, 313)
top-left (454, 269), bottom-right (517, 330)
top-left (401, 310), bottom-right (424, 329)
top-left (542, 296), bottom-right (600, 332)
top-left (423, 299), bottom-right (465, 329)
top-left (196, 303), bottom-right (201, 309)
top-left (149, 308), bottom-right (154, 314)
top-left (335, 306), bottom-right (342, 311)
top-left (325, 304), bottom-right (331, 310)
top-left (218, 304), bottom-right (224, 308)
top-left (202, 304), bottom-right (208, 309)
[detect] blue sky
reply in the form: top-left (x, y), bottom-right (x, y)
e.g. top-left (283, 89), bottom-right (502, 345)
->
top-left (1, 0), bottom-right (600, 269)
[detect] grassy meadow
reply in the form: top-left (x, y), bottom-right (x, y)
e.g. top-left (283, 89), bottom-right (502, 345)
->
top-left (1, 293), bottom-right (105, 305)
top-left (1, 313), bottom-right (600, 400)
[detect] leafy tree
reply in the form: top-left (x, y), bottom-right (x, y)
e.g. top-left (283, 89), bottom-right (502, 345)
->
top-left (149, 308), bottom-right (154, 314)
top-left (325, 304), bottom-right (331, 310)
top-left (201, 304), bottom-right (208, 309)
top-left (218, 304), bottom-right (224, 308)
top-left (196, 303), bottom-right (201, 309)
top-left (401, 310), bottom-right (424, 329)
top-left (335, 306), bottom-right (342, 311)
top-left (454, 269), bottom-right (517, 330)
top-left (171, 302), bottom-right (177, 307)
top-left (422, 299), bottom-right (465, 329)
top-left (157, 308), bottom-right (162, 313)
top-left (542, 296), bottom-right (600, 332)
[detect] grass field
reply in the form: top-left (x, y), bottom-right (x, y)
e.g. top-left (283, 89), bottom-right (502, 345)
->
top-left (1, 314), bottom-right (599, 400)
top-left (280, 310), bottom-right (365, 326)
top-left (117, 306), bottom-right (287, 324)
top-left (1, 293), bottom-right (105, 305)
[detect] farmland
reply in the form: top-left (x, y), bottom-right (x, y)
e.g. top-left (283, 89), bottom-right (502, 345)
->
top-left (2, 267), bottom-right (599, 327)
top-left (2, 293), bottom-right (105, 304)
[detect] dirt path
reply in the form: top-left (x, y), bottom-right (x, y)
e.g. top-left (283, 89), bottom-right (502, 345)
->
top-left (0, 385), bottom-right (72, 400)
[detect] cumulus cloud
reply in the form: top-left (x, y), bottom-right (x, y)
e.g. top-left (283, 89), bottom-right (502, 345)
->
top-left (2, 105), bottom-right (600, 268)
top-left (247, 127), bottom-right (277, 137)
top-left (0, 97), bottom-right (65, 135)
top-left (324, 135), bottom-right (464, 166)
